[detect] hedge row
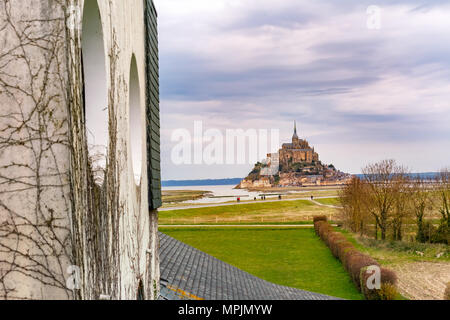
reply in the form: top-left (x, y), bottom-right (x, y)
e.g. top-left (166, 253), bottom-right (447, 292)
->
top-left (314, 217), bottom-right (398, 300)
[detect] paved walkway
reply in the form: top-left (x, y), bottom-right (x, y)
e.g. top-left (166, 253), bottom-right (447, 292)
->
top-left (159, 196), bottom-right (339, 211)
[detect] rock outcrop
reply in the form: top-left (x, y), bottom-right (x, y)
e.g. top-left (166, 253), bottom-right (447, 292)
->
top-left (236, 123), bottom-right (351, 189)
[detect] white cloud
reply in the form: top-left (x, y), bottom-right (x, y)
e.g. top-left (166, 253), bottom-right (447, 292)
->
top-left (153, 0), bottom-right (450, 179)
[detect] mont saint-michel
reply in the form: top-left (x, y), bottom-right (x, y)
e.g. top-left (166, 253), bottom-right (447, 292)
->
top-left (237, 122), bottom-right (351, 189)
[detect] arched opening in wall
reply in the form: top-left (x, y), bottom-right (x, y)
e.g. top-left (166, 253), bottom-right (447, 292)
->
top-left (81, 0), bottom-right (108, 184)
top-left (129, 56), bottom-right (143, 186)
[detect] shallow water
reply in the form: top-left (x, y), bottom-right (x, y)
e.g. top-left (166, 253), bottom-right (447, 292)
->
top-left (162, 185), bottom-right (307, 204)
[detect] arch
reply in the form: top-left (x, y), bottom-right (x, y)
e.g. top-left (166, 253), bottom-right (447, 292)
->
top-left (129, 55), bottom-right (143, 186)
top-left (81, 0), bottom-right (108, 184)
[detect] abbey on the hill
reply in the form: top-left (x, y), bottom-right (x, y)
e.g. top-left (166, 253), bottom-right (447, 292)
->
top-left (280, 121), bottom-right (319, 165)
top-left (237, 122), bottom-right (351, 189)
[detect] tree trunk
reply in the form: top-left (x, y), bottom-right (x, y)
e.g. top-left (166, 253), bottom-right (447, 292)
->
top-left (374, 222), bottom-right (378, 240)
top-left (416, 215), bottom-right (425, 243)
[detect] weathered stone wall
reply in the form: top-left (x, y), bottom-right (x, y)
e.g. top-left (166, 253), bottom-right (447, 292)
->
top-left (0, 0), bottom-right (73, 300)
top-left (0, 0), bottom-right (160, 300)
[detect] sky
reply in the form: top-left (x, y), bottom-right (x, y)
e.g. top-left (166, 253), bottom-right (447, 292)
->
top-left (153, 0), bottom-right (450, 180)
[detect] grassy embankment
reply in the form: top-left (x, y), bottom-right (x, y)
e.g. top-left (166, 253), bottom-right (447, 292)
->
top-left (161, 227), bottom-right (364, 300)
top-left (162, 190), bottom-right (212, 203)
top-left (160, 191), bottom-right (448, 300)
top-left (314, 197), bottom-right (341, 206)
top-left (159, 199), bottom-right (339, 225)
top-left (334, 227), bottom-right (449, 300)
top-left (335, 228), bottom-right (449, 265)
top-left (160, 187), bottom-right (340, 208)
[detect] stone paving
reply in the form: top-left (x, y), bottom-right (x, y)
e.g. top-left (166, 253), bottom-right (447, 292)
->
top-left (159, 232), bottom-right (340, 300)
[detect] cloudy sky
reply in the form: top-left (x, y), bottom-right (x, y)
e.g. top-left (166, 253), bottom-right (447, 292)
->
top-left (153, 0), bottom-right (450, 180)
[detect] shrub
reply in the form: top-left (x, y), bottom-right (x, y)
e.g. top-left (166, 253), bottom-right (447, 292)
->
top-left (377, 283), bottom-right (398, 300)
top-left (420, 220), bottom-right (449, 245)
top-left (313, 216), bottom-right (327, 223)
top-left (328, 234), bottom-right (348, 258)
top-left (360, 267), bottom-right (398, 300)
top-left (422, 220), bottom-right (437, 243)
top-left (346, 252), bottom-right (378, 289)
top-left (314, 220), bottom-right (324, 235)
top-left (314, 219), bottom-right (400, 299)
top-left (337, 242), bottom-right (357, 265)
top-left (445, 282), bottom-right (450, 300)
top-left (314, 219), bottom-right (327, 233)
top-left (431, 223), bottom-right (449, 245)
top-left (317, 221), bottom-right (332, 241)
top-left (380, 267), bottom-right (397, 286)
top-left (324, 231), bottom-right (338, 246)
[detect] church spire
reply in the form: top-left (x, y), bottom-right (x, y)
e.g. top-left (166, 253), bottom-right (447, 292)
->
top-left (292, 120), bottom-right (299, 140)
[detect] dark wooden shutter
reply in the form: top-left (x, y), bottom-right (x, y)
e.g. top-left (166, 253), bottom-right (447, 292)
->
top-left (144, 0), bottom-right (162, 209)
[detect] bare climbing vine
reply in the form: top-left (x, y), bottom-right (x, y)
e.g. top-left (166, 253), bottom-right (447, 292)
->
top-left (65, 0), bottom-right (125, 300)
top-left (1, 0), bottom-right (156, 300)
top-left (0, 0), bottom-right (72, 299)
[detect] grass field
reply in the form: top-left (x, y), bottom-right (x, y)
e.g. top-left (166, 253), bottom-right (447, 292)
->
top-left (162, 190), bottom-right (212, 203)
top-left (274, 189), bottom-right (339, 200)
top-left (334, 228), bottom-right (450, 300)
top-left (245, 186), bottom-right (341, 194)
top-left (314, 197), bottom-right (341, 206)
top-left (336, 228), bottom-right (450, 265)
top-left (161, 227), bottom-right (364, 300)
top-left (159, 192), bottom-right (449, 300)
top-left (159, 199), bottom-right (339, 225)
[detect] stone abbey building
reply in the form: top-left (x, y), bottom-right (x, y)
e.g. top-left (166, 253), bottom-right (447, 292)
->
top-left (280, 122), bottom-right (319, 165)
top-left (238, 121), bottom-right (351, 188)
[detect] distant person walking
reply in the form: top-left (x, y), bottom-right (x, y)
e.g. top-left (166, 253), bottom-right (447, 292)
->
top-left (311, 195), bottom-right (314, 200)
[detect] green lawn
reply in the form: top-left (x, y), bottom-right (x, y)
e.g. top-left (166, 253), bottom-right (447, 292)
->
top-left (335, 227), bottom-right (450, 265)
top-left (161, 227), bottom-right (363, 300)
top-left (159, 199), bottom-right (337, 224)
top-left (162, 190), bottom-right (211, 203)
top-left (315, 198), bottom-right (341, 206)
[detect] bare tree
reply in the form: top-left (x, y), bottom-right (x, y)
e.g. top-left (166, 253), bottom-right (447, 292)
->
top-left (339, 176), bottom-right (370, 236)
top-left (409, 176), bottom-right (433, 243)
top-left (437, 169), bottom-right (450, 228)
top-left (391, 174), bottom-right (411, 241)
top-left (362, 159), bottom-right (407, 240)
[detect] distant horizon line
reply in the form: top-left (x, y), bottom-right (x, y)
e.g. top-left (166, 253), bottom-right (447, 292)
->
top-left (162, 172), bottom-right (441, 185)
top-left (162, 172), bottom-right (441, 181)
